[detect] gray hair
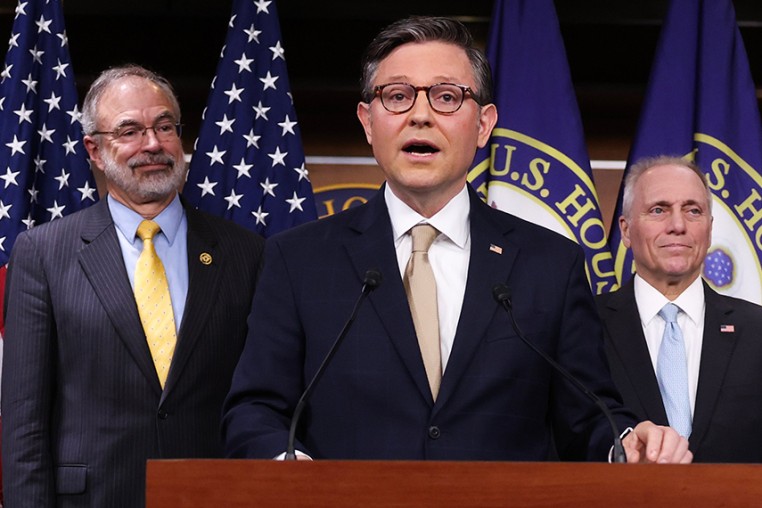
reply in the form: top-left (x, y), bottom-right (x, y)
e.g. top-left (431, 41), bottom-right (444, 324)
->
top-left (360, 16), bottom-right (493, 106)
top-left (621, 155), bottom-right (712, 219)
top-left (81, 64), bottom-right (181, 135)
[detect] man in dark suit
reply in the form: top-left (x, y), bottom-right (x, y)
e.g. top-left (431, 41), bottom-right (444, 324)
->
top-left (223, 16), bottom-right (690, 464)
top-left (1, 65), bottom-right (264, 507)
top-left (597, 155), bottom-right (762, 462)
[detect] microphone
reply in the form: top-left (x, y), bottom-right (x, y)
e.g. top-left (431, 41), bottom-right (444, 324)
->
top-left (492, 284), bottom-right (627, 463)
top-left (284, 269), bottom-right (383, 460)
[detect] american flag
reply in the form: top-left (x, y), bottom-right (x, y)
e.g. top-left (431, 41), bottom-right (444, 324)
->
top-left (0, 0), bottom-right (98, 335)
top-left (183, 0), bottom-right (316, 237)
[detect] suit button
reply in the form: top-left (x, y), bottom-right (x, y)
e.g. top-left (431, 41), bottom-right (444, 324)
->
top-left (428, 426), bottom-right (441, 439)
top-left (158, 409), bottom-right (168, 420)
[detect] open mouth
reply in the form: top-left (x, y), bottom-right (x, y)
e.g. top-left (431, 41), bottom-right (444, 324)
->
top-left (403, 141), bottom-right (440, 155)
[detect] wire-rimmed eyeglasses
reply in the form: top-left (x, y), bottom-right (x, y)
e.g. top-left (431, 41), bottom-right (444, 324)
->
top-left (372, 82), bottom-right (476, 114)
top-left (90, 121), bottom-right (183, 145)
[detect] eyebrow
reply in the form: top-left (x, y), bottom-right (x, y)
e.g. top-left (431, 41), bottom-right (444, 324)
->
top-left (649, 199), bottom-right (705, 209)
top-left (382, 75), bottom-right (462, 84)
top-left (112, 111), bottom-right (176, 130)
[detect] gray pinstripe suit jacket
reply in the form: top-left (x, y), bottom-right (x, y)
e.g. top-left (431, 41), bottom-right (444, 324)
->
top-left (2, 197), bottom-right (264, 507)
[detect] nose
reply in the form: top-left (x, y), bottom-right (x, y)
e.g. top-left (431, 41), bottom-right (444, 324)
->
top-left (140, 127), bottom-right (162, 150)
top-left (668, 209), bottom-right (687, 233)
top-left (408, 89), bottom-right (434, 125)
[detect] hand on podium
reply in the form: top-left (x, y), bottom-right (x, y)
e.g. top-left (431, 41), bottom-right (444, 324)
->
top-left (623, 421), bottom-right (693, 464)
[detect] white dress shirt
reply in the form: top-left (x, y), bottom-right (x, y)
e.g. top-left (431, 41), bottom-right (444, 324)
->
top-left (633, 274), bottom-right (706, 416)
top-left (385, 184), bottom-right (470, 373)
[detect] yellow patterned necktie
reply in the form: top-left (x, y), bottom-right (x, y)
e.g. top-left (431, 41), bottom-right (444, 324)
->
top-left (403, 224), bottom-right (442, 401)
top-left (134, 220), bottom-right (177, 388)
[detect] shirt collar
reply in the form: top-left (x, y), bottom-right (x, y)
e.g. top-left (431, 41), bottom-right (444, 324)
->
top-left (633, 274), bottom-right (705, 326)
top-left (384, 184), bottom-right (470, 248)
top-left (108, 193), bottom-right (184, 246)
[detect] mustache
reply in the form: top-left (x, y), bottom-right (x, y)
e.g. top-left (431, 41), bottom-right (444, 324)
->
top-left (128, 153), bottom-right (176, 169)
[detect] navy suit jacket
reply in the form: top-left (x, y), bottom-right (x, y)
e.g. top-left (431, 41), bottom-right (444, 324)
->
top-left (1, 198), bottom-right (264, 507)
top-left (223, 186), bottom-right (635, 461)
top-left (596, 279), bottom-right (762, 462)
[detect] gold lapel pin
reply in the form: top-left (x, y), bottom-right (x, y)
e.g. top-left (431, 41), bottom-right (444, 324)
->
top-left (199, 252), bottom-right (213, 265)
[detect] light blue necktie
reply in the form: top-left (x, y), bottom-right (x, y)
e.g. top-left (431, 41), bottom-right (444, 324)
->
top-left (656, 303), bottom-right (692, 438)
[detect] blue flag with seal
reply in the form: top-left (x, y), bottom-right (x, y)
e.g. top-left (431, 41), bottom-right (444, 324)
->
top-left (183, 0), bottom-right (317, 238)
top-left (609, 0), bottom-right (762, 304)
top-left (469, 0), bottom-right (616, 294)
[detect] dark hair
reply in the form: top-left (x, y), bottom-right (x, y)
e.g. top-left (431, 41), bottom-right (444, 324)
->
top-left (81, 64), bottom-right (181, 135)
top-left (621, 155), bottom-right (712, 218)
top-left (360, 16), bottom-right (493, 105)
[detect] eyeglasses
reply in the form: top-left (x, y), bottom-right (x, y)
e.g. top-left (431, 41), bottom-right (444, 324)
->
top-left (372, 82), bottom-right (476, 114)
top-left (91, 121), bottom-right (183, 144)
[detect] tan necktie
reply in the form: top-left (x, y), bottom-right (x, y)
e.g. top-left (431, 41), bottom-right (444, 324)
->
top-left (403, 224), bottom-right (441, 401)
top-left (134, 220), bottom-right (177, 388)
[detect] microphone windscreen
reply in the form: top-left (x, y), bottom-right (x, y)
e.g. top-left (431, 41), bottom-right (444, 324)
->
top-left (364, 269), bottom-right (383, 289)
top-left (492, 283), bottom-right (511, 306)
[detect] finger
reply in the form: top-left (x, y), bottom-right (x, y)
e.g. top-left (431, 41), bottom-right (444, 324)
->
top-left (644, 426), bottom-right (666, 463)
top-left (622, 432), bottom-right (643, 464)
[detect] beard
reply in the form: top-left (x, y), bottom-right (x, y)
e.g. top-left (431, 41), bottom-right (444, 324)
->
top-left (101, 148), bottom-right (187, 203)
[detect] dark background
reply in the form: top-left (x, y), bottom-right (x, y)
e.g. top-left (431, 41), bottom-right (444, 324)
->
top-left (1, 0), bottom-right (761, 162)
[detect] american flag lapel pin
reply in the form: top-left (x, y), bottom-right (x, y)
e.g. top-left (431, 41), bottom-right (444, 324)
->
top-left (489, 244), bottom-right (503, 255)
top-left (720, 324), bottom-right (735, 333)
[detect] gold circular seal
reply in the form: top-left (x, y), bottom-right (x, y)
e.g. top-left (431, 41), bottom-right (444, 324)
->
top-left (199, 252), bottom-right (213, 265)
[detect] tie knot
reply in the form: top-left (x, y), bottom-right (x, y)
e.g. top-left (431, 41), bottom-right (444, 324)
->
top-left (137, 220), bottom-right (161, 242)
top-left (659, 303), bottom-right (680, 323)
top-left (410, 224), bottom-right (438, 253)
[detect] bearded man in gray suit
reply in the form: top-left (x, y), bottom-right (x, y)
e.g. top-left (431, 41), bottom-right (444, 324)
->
top-left (2, 65), bottom-right (264, 507)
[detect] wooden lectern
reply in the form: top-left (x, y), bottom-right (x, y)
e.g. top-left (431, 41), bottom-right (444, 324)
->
top-left (146, 459), bottom-right (762, 507)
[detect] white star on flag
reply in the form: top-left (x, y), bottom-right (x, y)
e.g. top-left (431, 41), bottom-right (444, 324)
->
top-left (206, 145), bottom-right (226, 165)
top-left (197, 176), bottom-right (218, 196)
top-left (259, 71), bottom-right (278, 90)
top-left (234, 53), bottom-right (254, 73)
top-left (286, 192), bottom-right (306, 213)
top-left (268, 146), bottom-right (287, 166)
top-left (233, 158), bottom-right (253, 179)
top-left (224, 189), bottom-right (244, 209)
top-left (46, 199), bottom-right (65, 219)
top-left (278, 115), bottom-right (297, 136)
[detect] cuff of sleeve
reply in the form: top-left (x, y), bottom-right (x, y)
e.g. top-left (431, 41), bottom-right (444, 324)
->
top-left (607, 426), bottom-right (634, 463)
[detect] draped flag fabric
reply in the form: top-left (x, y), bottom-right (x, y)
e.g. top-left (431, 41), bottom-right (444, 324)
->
top-left (183, 0), bottom-right (317, 237)
top-left (0, 0), bottom-right (97, 374)
top-left (469, 0), bottom-right (617, 294)
top-left (609, 0), bottom-right (762, 304)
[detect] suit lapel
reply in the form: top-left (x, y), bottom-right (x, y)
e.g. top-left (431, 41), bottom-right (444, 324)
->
top-left (78, 200), bottom-right (162, 395)
top-left (690, 283), bottom-right (737, 447)
top-left (343, 190), bottom-right (434, 404)
top-left (162, 206), bottom-right (222, 398)
top-left (434, 190), bottom-right (518, 409)
top-left (602, 281), bottom-right (668, 423)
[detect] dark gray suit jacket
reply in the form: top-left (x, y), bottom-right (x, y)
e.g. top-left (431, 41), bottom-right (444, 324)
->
top-left (2, 197), bottom-right (264, 507)
top-left (597, 279), bottom-right (762, 462)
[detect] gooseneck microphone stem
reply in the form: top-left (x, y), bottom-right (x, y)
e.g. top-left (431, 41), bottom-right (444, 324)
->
top-left (492, 284), bottom-right (627, 463)
top-left (285, 269), bottom-right (383, 460)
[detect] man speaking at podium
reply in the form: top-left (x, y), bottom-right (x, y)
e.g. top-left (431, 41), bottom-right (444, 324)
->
top-left (223, 16), bottom-right (691, 464)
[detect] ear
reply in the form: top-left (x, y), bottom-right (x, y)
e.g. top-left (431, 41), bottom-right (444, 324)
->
top-left (83, 135), bottom-right (104, 170)
top-left (476, 103), bottom-right (498, 149)
top-left (356, 102), bottom-right (373, 145)
top-left (619, 216), bottom-right (631, 248)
